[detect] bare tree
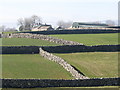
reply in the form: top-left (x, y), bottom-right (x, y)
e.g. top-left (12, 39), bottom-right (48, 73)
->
top-left (92, 21), bottom-right (101, 24)
top-left (24, 18), bottom-right (33, 30)
top-left (17, 15), bottom-right (42, 31)
top-left (17, 18), bottom-right (24, 31)
top-left (0, 25), bottom-right (6, 32)
top-left (64, 21), bottom-right (73, 28)
top-left (17, 18), bottom-right (24, 26)
top-left (105, 20), bottom-right (115, 26)
top-left (31, 15), bottom-right (42, 27)
top-left (57, 20), bottom-right (65, 28)
top-left (57, 20), bottom-right (73, 29)
top-left (5, 27), bottom-right (17, 32)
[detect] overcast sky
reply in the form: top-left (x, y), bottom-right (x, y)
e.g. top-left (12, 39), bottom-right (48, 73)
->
top-left (0, 0), bottom-right (119, 28)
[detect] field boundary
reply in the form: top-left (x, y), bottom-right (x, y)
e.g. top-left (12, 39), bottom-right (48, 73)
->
top-left (1, 45), bottom-right (120, 54)
top-left (20, 29), bottom-right (120, 35)
top-left (1, 32), bottom-right (119, 88)
top-left (39, 48), bottom-right (88, 79)
top-left (42, 45), bottom-right (120, 53)
top-left (1, 78), bottom-right (120, 88)
top-left (1, 33), bottom-right (83, 45)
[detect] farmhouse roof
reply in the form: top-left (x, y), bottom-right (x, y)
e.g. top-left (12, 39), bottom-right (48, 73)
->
top-left (38, 25), bottom-right (51, 29)
top-left (33, 24), bottom-right (52, 29)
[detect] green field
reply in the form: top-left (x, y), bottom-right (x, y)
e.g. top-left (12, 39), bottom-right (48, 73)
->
top-left (2, 31), bottom-right (18, 34)
top-left (1, 38), bottom-right (59, 46)
top-left (50, 33), bottom-right (118, 45)
top-left (2, 86), bottom-right (119, 90)
top-left (56, 52), bottom-right (118, 78)
top-left (2, 54), bottom-right (73, 79)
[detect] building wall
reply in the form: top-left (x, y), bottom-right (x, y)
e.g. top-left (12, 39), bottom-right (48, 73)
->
top-left (31, 28), bottom-right (39, 31)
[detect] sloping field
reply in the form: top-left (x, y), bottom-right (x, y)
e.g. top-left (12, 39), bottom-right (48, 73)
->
top-left (50, 33), bottom-right (118, 45)
top-left (56, 52), bottom-right (118, 78)
top-left (2, 54), bottom-right (73, 79)
top-left (1, 38), bottom-right (59, 46)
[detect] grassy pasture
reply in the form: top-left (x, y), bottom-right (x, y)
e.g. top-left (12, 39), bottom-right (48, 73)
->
top-left (2, 31), bottom-right (18, 34)
top-left (2, 86), bottom-right (119, 90)
top-left (50, 33), bottom-right (118, 45)
top-left (2, 31), bottom-right (30, 34)
top-left (55, 52), bottom-right (118, 78)
top-left (2, 54), bottom-right (73, 79)
top-left (1, 38), bottom-right (59, 46)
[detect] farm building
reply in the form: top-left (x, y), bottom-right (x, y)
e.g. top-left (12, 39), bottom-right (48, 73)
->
top-left (72, 22), bottom-right (109, 28)
top-left (56, 26), bottom-right (64, 30)
top-left (32, 24), bottom-right (54, 31)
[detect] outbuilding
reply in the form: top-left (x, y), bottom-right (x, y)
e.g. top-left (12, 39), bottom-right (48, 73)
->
top-left (32, 24), bottom-right (54, 31)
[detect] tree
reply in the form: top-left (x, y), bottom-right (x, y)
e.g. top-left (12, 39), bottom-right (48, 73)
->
top-left (64, 21), bottom-right (73, 28)
top-left (31, 15), bottom-right (42, 27)
top-left (17, 18), bottom-right (24, 31)
top-left (57, 20), bottom-right (73, 29)
top-left (0, 25), bottom-right (6, 32)
top-left (105, 20), bottom-right (115, 26)
top-left (5, 27), bottom-right (17, 32)
top-left (19, 25), bottom-right (24, 31)
top-left (17, 15), bottom-right (42, 31)
top-left (17, 18), bottom-right (24, 26)
top-left (24, 18), bottom-right (32, 30)
top-left (57, 20), bottom-right (64, 28)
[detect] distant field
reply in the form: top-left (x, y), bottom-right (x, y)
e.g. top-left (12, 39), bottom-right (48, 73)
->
top-left (1, 38), bottom-right (59, 46)
top-left (2, 31), bottom-right (30, 34)
top-left (2, 54), bottom-right (73, 79)
top-left (56, 52), bottom-right (118, 78)
top-left (2, 31), bottom-right (18, 34)
top-left (50, 33), bottom-right (118, 45)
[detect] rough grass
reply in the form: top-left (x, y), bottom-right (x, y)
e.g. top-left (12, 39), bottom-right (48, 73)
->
top-left (2, 86), bottom-right (119, 90)
top-left (2, 31), bottom-right (18, 34)
top-left (50, 33), bottom-right (118, 45)
top-left (2, 31), bottom-right (30, 34)
top-left (2, 54), bottom-right (73, 79)
top-left (56, 52), bottom-right (118, 78)
top-left (1, 38), bottom-right (59, 46)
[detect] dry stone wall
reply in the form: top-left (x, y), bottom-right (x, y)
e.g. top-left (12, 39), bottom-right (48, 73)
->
top-left (1, 32), bottom-right (120, 88)
top-left (21, 29), bottom-right (120, 35)
top-left (42, 45), bottom-right (120, 53)
top-left (1, 46), bottom-right (40, 54)
top-left (39, 48), bottom-right (89, 79)
top-left (1, 45), bottom-right (120, 54)
top-left (2, 78), bottom-right (120, 88)
top-left (2, 33), bottom-right (83, 45)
